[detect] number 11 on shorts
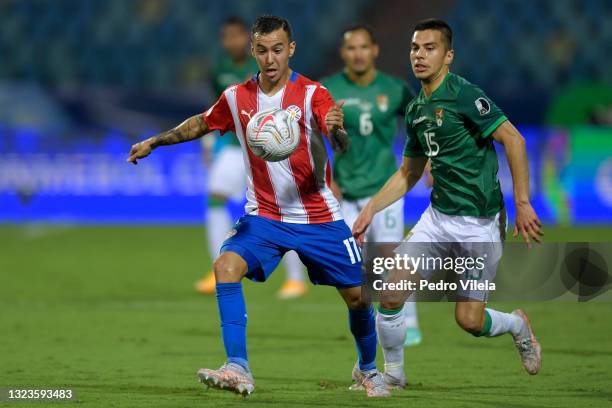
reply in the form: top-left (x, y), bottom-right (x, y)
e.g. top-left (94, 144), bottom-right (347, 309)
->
top-left (343, 237), bottom-right (362, 264)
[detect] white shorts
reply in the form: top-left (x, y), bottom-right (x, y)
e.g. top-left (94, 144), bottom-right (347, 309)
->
top-left (208, 146), bottom-right (246, 201)
top-left (342, 197), bottom-right (404, 242)
top-left (396, 205), bottom-right (505, 302)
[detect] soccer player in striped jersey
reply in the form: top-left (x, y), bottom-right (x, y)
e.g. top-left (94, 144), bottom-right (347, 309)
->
top-left (195, 16), bottom-right (307, 300)
top-left (321, 25), bottom-right (421, 388)
top-left (353, 18), bottom-right (542, 384)
top-left (128, 15), bottom-right (389, 397)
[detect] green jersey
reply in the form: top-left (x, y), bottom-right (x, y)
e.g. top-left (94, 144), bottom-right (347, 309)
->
top-left (403, 72), bottom-right (507, 217)
top-left (321, 71), bottom-right (413, 200)
top-left (211, 56), bottom-right (258, 146)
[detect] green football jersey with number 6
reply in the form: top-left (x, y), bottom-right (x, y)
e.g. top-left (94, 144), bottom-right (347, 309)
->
top-left (322, 72), bottom-right (413, 200)
top-left (403, 72), bottom-right (507, 217)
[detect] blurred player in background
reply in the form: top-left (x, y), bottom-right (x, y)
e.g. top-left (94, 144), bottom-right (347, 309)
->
top-left (195, 16), bottom-right (307, 299)
top-left (353, 18), bottom-right (543, 386)
top-left (128, 15), bottom-right (390, 397)
top-left (321, 24), bottom-right (422, 376)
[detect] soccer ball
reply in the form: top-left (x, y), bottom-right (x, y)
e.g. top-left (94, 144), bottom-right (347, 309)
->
top-left (246, 107), bottom-right (301, 162)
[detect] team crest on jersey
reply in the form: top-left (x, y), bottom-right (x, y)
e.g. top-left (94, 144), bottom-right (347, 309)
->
top-left (435, 108), bottom-right (444, 127)
top-left (285, 105), bottom-right (302, 121)
top-left (376, 94), bottom-right (389, 112)
top-left (475, 97), bottom-right (491, 115)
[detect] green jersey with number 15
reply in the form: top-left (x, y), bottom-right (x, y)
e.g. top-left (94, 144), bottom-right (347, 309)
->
top-left (404, 72), bottom-right (507, 217)
top-left (322, 72), bottom-right (413, 200)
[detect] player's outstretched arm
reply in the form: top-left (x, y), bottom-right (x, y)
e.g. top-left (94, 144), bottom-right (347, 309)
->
top-left (352, 156), bottom-right (427, 244)
top-left (127, 114), bottom-right (210, 164)
top-left (492, 120), bottom-right (543, 244)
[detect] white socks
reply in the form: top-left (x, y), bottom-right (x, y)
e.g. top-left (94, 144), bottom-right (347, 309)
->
top-left (207, 207), bottom-right (232, 261)
top-left (283, 250), bottom-right (304, 281)
top-left (403, 301), bottom-right (419, 329)
top-left (485, 308), bottom-right (523, 337)
top-left (376, 308), bottom-right (406, 378)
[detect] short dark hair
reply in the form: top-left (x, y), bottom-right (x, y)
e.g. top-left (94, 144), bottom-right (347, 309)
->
top-left (222, 16), bottom-right (248, 30)
top-left (413, 18), bottom-right (453, 50)
top-left (342, 24), bottom-right (377, 44)
top-left (251, 15), bottom-right (293, 42)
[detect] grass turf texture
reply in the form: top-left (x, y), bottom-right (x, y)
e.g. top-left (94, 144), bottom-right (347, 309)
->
top-left (1, 225), bottom-right (611, 407)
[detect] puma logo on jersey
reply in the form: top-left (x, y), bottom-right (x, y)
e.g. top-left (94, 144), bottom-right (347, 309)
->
top-left (241, 109), bottom-right (254, 120)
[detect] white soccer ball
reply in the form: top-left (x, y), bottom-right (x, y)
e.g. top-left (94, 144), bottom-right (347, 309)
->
top-left (246, 107), bottom-right (301, 162)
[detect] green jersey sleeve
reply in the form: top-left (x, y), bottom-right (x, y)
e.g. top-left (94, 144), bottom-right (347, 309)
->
top-left (457, 84), bottom-right (507, 139)
top-left (398, 83), bottom-right (415, 116)
top-left (403, 114), bottom-right (425, 157)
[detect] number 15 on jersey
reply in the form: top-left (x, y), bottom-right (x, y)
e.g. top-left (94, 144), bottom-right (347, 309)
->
top-left (424, 131), bottom-right (439, 156)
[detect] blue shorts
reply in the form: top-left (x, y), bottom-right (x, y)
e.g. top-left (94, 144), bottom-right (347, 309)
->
top-left (220, 215), bottom-right (363, 288)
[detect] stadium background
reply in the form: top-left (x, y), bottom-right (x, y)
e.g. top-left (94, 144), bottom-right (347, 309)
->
top-left (1, 1), bottom-right (611, 407)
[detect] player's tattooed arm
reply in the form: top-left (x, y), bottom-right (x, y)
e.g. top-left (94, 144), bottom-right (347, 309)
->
top-left (492, 120), bottom-right (543, 244)
top-left (127, 114), bottom-right (209, 164)
top-left (150, 114), bottom-right (209, 147)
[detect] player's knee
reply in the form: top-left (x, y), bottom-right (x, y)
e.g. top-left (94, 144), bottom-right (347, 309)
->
top-left (379, 299), bottom-right (404, 311)
top-left (343, 291), bottom-right (369, 310)
top-left (379, 288), bottom-right (407, 310)
top-left (455, 310), bottom-right (483, 336)
top-left (349, 297), bottom-right (369, 310)
top-left (213, 255), bottom-right (245, 283)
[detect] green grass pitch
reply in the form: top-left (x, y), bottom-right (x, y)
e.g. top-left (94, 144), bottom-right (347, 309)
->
top-left (1, 225), bottom-right (611, 407)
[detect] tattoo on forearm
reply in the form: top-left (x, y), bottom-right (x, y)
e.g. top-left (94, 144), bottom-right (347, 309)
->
top-left (150, 115), bottom-right (208, 147)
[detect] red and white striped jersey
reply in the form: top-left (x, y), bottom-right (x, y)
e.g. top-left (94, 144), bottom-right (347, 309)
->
top-left (203, 71), bottom-right (342, 224)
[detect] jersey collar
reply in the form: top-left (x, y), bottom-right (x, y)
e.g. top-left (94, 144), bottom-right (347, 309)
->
top-left (419, 71), bottom-right (452, 101)
top-left (342, 69), bottom-right (378, 88)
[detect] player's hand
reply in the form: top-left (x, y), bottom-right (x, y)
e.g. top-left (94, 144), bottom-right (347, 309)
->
top-left (127, 139), bottom-right (154, 165)
top-left (325, 101), bottom-right (349, 153)
top-left (352, 204), bottom-right (374, 246)
top-left (330, 180), bottom-right (343, 201)
top-left (513, 201), bottom-right (543, 246)
top-left (325, 100), bottom-right (345, 131)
